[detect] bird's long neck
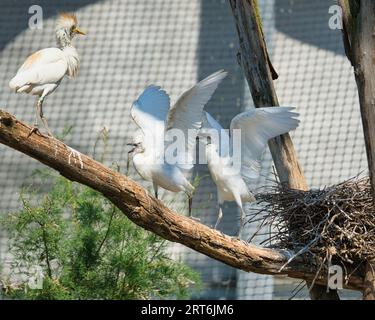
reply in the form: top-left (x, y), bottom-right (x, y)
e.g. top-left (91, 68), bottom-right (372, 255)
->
top-left (56, 29), bottom-right (80, 79)
top-left (56, 29), bottom-right (72, 49)
top-left (205, 144), bottom-right (220, 163)
top-left (62, 46), bottom-right (80, 79)
top-left (132, 152), bottom-right (153, 182)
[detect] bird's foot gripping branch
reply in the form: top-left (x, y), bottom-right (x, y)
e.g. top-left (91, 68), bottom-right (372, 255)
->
top-left (0, 109), bottom-right (364, 292)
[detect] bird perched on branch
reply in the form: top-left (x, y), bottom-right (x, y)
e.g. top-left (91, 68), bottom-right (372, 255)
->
top-left (9, 13), bottom-right (86, 137)
top-left (201, 107), bottom-right (299, 237)
top-left (128, 70), bottom-right (227, 217)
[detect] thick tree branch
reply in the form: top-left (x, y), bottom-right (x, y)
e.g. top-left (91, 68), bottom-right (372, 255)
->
top-left (0, 109), bottom-right (364, 291)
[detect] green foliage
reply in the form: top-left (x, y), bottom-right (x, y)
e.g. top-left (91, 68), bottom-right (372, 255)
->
top-left (1, 171), bottom-right (201, 300)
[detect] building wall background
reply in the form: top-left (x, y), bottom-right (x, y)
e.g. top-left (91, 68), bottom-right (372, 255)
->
top-left (0, 0), bottom-right (365, 299)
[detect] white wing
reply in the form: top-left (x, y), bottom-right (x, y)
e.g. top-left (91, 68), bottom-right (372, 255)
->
top-left (201, 111), bottom-right (231, 158)
top-left (9, 48), bottom-right (67, 90)
top-left (166, 70), bottom-right (227, 170)
top-left (230, 107), bottom-right (300, 179)
top-left (130, 85), bottom-right (170, 152)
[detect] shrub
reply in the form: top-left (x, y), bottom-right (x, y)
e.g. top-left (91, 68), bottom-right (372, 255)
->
top-left (0, 171), bottom-right (201, 300)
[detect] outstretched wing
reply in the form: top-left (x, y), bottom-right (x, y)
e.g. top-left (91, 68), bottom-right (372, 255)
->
top-left (130, 85), bottom-right (171, 153)
top-left (166, 70), bottom-right (227, 170)
top-left (230, 107), bottom-right (300, 179)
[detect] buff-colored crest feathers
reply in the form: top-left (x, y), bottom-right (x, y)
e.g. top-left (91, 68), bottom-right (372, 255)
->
top-left (56, 12), bottom-right (78, 29)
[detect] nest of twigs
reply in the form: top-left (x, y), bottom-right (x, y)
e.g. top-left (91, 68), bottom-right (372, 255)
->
top-left (256, 176), bottom-right (375, 272)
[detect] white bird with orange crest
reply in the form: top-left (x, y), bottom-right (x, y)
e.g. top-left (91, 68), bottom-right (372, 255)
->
top-left (9, 13), bottom-right (86, 137)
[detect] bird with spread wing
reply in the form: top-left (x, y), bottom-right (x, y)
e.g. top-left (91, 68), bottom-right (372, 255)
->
top-left (9, 13), bottom-right (86, 137)
top-left (128, 70), bottom-right (227, 217)
top-left (201, 107), bottom-right (300, 237)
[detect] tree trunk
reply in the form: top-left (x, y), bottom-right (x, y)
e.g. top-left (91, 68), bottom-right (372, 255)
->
top-left (339, 0), bottom-right (375, 300)
top-left (228, 0), bottom-right (339, 299)
top-left (363, 261), bottom-right (375, 300)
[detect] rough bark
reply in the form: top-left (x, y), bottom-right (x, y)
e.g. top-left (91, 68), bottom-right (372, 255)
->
top-left (228, 0), bottom-right (339, 299)
top-left (340, 0), bottom-right (375, 300)
top-left (229, 0), bottom-right (306, 190)
top-left (0, 109), bottom-right (364, 291)
top-left (363, 261), bottom-right (375, 300)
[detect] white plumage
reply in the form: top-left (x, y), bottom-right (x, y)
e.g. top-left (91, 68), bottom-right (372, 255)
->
top-left (9, 13), bottom-right (85, 136)
top-left (128, 70), bottom-right (227, 216)
top-left (202, 107), bottom-right (300, 236)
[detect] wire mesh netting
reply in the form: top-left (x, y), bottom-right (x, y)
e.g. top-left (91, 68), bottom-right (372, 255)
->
top-left (0, 0), bottom-right (366, 299)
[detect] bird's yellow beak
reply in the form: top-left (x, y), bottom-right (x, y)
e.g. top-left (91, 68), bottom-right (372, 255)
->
top-left (73, 27), bottom-right (86, 35)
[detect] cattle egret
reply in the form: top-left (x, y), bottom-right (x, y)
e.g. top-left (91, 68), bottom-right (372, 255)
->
top-left (201, 107), bottom-right (300, 237)
top-left (128, 70), bottom-right (227, 217)
top-left (9, 12), bottom-right (86, 137)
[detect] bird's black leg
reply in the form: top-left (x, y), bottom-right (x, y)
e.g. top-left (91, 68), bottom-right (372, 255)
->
top-left (27, 98), bottom-right (42, 138)
top-left (237, 208), bottom-right (246, 239)
top-left (188, 196), bottom-right (192, 216)
top-left (214, 203), bottom-right (223, 229)
top-left (33, 100), bottom-right (39, 128)
top-left (126, 155), bottom-right (131, 174)
top-left (233, 195), bottom-right (245, 239)
top-left (38, 97), bottom-right (54, 137)
top-left (188, 196), bottom-right (200, 221)
top-left (153, 183), bottom-right (159, 199)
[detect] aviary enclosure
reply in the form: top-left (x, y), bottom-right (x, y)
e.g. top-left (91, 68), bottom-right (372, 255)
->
top-left (0, 0), bottom-right (374, 302)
